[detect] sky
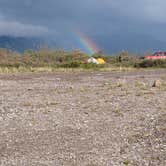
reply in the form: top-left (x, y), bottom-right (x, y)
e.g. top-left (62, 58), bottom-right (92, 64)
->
top-left (0, 0), bottom-right (166, 53)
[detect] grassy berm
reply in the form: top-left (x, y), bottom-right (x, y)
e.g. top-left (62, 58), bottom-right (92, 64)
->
top-left (0, 69), bottom-right (165, 165)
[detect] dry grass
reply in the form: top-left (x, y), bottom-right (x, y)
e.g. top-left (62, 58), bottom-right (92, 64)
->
top-left (0, 66), bottom-right (137, 73)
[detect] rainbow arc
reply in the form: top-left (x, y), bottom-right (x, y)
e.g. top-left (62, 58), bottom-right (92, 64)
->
top-left (76, 30), bottom-right (99, 55)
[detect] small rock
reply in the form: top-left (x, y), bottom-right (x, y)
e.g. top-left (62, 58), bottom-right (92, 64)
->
top-left (152, 80), bottom-right (161, 87)
top-left (0, 116), bottom-right (3, 121)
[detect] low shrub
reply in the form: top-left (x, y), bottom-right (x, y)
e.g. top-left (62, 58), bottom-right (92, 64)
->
top-left (0, 48), bottom-right (165, 69)
top-left (81, 63), bottom-right (105, 69)
top-left (58, 61), bottom-right (82, 68)
top-left (137, 59), bottom-right (166, 68)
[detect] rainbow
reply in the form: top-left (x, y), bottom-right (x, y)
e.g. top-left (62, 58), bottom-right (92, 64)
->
top-left (75, 30), bottom-right (99, 55)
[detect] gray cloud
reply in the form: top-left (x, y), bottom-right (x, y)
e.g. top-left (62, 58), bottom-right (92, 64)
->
top-left (0, 0), bottom-right (165, 30)
top-left (0, 0), bottom-right (166, 51)
top-left (0, 20), bottom-right (49, 37)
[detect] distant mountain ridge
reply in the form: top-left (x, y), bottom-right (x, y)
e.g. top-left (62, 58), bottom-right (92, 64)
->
top-left (0, 36), bottom-right (46, 52)
top-left (0, 34), bottom-right (166, 54)
top-left (95, 34), bottom-right (166, 54)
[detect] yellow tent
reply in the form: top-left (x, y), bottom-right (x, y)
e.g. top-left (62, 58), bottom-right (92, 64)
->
top-left (97, 58), bottom-right (105, 64)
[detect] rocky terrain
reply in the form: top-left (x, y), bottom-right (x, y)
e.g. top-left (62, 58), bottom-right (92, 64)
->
top-left (0, 69), bottom-right (165, 166)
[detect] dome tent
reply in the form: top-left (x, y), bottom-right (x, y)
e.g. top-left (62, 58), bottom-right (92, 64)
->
top-left (87, 57), bottom-right (105, 65)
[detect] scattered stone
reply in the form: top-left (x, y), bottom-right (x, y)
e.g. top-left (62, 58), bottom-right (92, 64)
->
top-left (0, 116), bottom-right (3, 121)
top-left (152, 80), bottom-right (162, 87)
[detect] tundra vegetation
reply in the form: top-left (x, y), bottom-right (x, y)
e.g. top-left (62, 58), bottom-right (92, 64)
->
top-left (0, 48), bottom-right (166, 72)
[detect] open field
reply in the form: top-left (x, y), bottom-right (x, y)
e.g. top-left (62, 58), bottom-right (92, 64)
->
top-left (0, 69), bottom-right (165, 165)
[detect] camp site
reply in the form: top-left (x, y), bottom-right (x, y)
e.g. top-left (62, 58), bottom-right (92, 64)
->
top-left (0, 1), bottom-right (166, 165)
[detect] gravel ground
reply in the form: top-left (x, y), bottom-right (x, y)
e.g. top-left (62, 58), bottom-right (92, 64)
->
top-left (0, 69), bottom-right (165, 166)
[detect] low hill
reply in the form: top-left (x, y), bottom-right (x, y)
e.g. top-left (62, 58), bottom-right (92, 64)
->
top-left (0, 36), bottom-right (46, 52)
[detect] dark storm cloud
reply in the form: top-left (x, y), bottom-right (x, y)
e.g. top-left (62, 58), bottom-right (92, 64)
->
top-left (0, 0), bottom-right (166, 40)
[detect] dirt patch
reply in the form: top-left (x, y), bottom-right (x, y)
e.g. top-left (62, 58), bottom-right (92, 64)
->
top-left (0, 69), bottom-right (165, 165)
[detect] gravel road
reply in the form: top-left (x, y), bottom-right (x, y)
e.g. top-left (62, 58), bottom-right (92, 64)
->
top-left (0, 69), bottom-right (165, 166)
